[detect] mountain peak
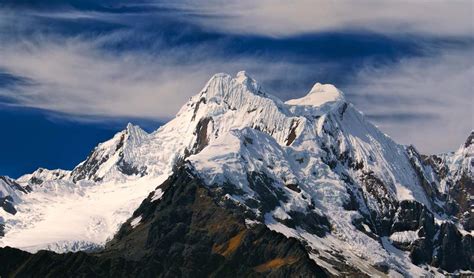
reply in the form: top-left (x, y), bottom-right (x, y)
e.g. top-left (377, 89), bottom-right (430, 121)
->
top-left (2, 71), bottom-right (473, 276)
top-left (69, 123), bottom-right (149, 182)
top-left (286, 82), bottom-right (345, 107)
top-left (235, 70), bottom-right (261, 93)
top-left (124, 123), bottom-right (148, 143)
top-left (464, 130), bottom-right (474, 148)
top-left (200, 71), bottom-right (265, 100)
top-left (235, 70), bottom-right (249, 79)
top-left (125, 122), bottom-right (135, 131)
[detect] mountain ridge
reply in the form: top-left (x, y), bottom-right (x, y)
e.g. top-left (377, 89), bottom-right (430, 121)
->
top-left (0, 72), bottom-right (472, 277)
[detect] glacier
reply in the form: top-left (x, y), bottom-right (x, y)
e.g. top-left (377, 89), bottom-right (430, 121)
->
top-left (0, 71), bottom-right (472, 277)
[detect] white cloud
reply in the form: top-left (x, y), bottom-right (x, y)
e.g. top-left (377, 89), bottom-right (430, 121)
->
top-left (0, 4), bottom-right (472, 154)
top-left (165, 0), bottom-right (474, 37)
top-left (0, 32), bottom-right (310, 120)
top-left (346, 47), bottom-right (474, 153)
top-left (1, 32), bottom-right (471, 153)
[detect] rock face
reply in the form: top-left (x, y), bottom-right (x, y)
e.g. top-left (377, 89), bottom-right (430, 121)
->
top-left (0, 167), bottom-right (329, 277)
top-left (70, 123), bottom-right (149, 183)
top-left (0, 72), bottom-right (472, 276)
top-left (419, 131), bottom-right (474, 229)
top-left (432, 222), bottom-right (473, 272)
top-left (0, 176), bottom-right (30, 215)
top-left (16, 168), bottom-right (70, 186)
top-left (0, 176), bottom-right (31, 237)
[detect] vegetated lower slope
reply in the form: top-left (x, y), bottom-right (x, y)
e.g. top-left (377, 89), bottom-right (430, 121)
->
top-left (0, 71), bottom-right (472, 277)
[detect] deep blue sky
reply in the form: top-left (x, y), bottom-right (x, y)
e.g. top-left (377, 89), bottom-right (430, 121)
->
top-left (0, 0), bottom-right (472, 178)
top-left (0, 104), bottom-right (160, 178)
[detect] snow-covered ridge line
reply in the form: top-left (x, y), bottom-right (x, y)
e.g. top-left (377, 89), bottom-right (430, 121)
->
top-left (1, 71), bottom-right (471, 276)
top-left (0, 71), bottom-right (361, 254)
top-left (17, 168), bottom-right (71, 186)
top-left (1, 71), bottom-right (412, 238)
top-left (11, 71), bottom-right (357, 186)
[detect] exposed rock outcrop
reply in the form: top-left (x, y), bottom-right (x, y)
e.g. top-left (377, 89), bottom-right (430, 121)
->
top-left (0, 167), bottom-right (329, 277)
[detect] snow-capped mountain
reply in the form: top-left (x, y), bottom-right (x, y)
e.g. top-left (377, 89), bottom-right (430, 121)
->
top-left (0, 72), bottom-right (472, 277)
top-left (0, 175), bottom-right (31, 238)
top-left (17, 168), bottom-right (70, 186)
top-left (69, 123), bottom-right (149, 183)
top-left (420, 133), bottom-right (473, 230)
top-left (0, 176), bottom-right (30, 215)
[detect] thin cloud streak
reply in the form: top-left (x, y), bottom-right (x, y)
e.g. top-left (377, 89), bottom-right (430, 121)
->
top-left (0, 35), bottom-right (207, 119)
top-left (0, 4), bottom-right (472, 154)
top-left (1, 31), bottom-right (472, 154)
top-left (347, 47), bottom-right (474, 153)
top-left (0, 32), bottom-right (313, 120)
top-left (161, 0), bottom-right (474, 37)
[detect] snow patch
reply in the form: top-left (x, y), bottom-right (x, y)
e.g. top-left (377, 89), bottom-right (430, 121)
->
top-left (244, 219), bottom-right (260, 228)
top-left (389, 230), bottom-right (419, 243)
top-left (130, 215), bottom-right (142, 228)
top-left (151, 188), bottom-right (164, 202)
top-left (285, 82), bottom-right (345, 107)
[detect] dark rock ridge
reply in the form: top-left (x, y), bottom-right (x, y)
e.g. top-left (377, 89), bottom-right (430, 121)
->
top-left (1, 70), bottom-right (472, 276)
top-left (70, 128), bottom-right (147, 183)
top-left (0, 166), bottom-right (330, 277)
top-left (0, 196), bottom-right (17, 215)
top-left (417, 131), bottom-right (473, 232)
top-left (22, 168), bottom-right (68, 186)
top-left (316, 124), bottom-right (473, 272)
top-left (0, 176), bottom-right (31, 194)
top-left (432, 222), bottom-right (473, 272)
top-left (0, 176), bottom-right (31, 215)
top-left (71, 146), bottom-right (112, 182)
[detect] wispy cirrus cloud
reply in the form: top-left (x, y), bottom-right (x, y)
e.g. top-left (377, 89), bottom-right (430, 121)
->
top-left (346, 46), bottom-right (474, 153)
top-left (158, 0), bottom-right (474, 37)
top-left (0, 1), bottom-right (472, 154)
top-left (0, 30), bottom-right (317, 119)
top-left (4, 0), bottom-right (472, 37)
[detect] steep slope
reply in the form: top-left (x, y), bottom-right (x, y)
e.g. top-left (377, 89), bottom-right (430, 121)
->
top-left (420, 132), bottom-right (473, 230)
top-left (0, 176), bottom-right (31, 236)
top-left (0, 167), bottom-right (329, 278)
top-left (0, 176), bottom-right (30, 213)
top-left (70, 123), bottom-right (149, 183)
top-left (0, 124), bottom-right (166, 252)
top-left (0, 71), bottom-right (471, 276)
top-left (0, 177), bottom-right (26, 240)
top-left (186, 126), bottom-right (473, 275)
